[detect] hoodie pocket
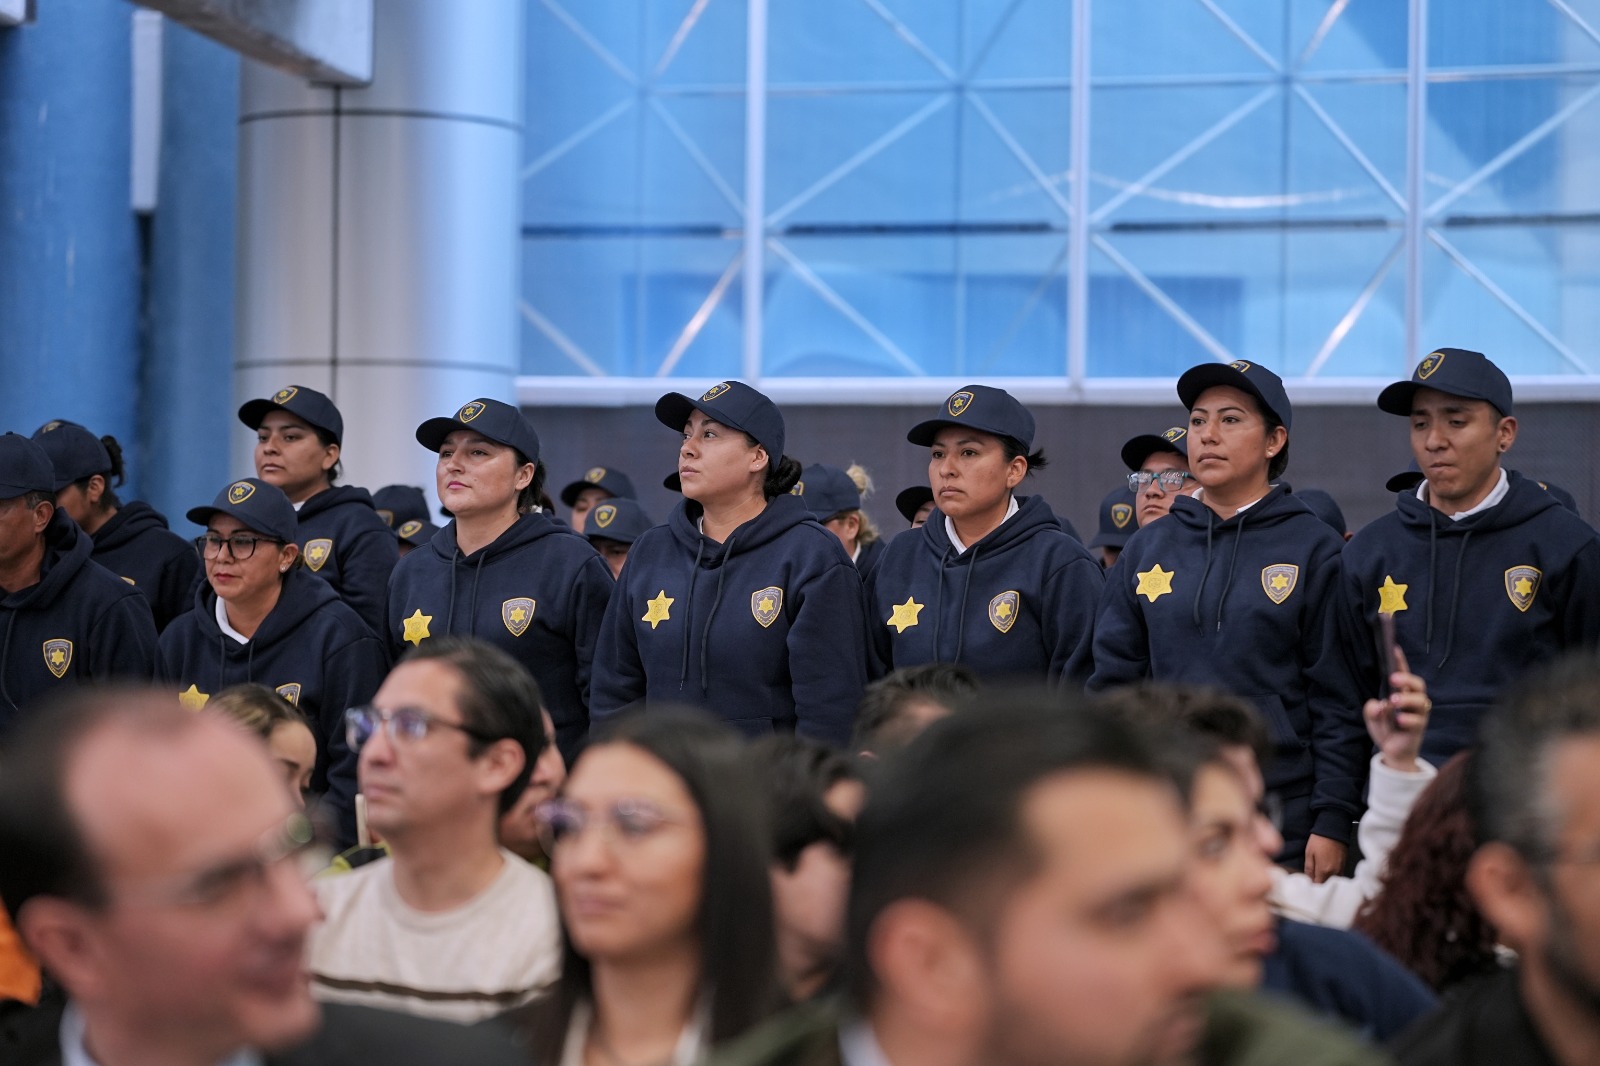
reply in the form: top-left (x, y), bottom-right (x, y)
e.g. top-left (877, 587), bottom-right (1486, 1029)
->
top-left (1247, 693), bottom-right (1313, 794)
top-left (725, 715), bottom-right (776, 740)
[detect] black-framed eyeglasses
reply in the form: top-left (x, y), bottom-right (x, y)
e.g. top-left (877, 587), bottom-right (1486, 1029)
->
top-left (344, 704), bottom-right (502, 750)
top-left (194, 532), bottom-right (284, 560)
top-left (534, 797), bottom-right (686, 853)
top-left (1127, 470), bottom-right (1195, 493)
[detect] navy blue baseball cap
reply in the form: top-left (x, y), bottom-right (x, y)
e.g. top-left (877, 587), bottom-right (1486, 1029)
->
top-left (395, 517), bottom-right (441, 549)
top-left (1120, 424), bottom-right (1190, 472)
top-left (907, 385), bottom-right (1035, 449)
top-left (1386, 460), bottom-right (1423, 494)
top-left (655, 381), bottom-right (786, 462)
top-left (895, 485), bottom-right (935, 524)
top-left (416, 398), bottom-right (541, 463)
top-left (372, 484), bottom-right (429, 528)
top-left (1177, 360), bottom-right (1293, 431)
top-left (31, 420), bottom-right (112, 490)
top-left (583, 497), bottom-right (653, 544)
top-left (797, 464), bottom-right (862, 520)
top-left (559, 466), bottom-right (637, 508)
top-left (0, 433), bottom-right (57, 501)
top-left (1377, 348), bottom-right (1513, 418)
top-left (1293, 488), bottom-right (1348, 536)
top-left (1088, 485), bottom-right (1138, 551)
top-left (239, 385), bottom-right (344, 444)
top-left (186, 478), bottom-right (298, 542)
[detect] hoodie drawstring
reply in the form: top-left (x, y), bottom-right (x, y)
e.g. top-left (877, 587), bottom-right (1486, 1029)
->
top-left (1423, 513), bottom-right (1438, 653)
top-left (1437, 530), bottom-right (1470, 668)
top-left (0, 611), bottom-right (17, 712)
top-left (698, 532), bottom-right (738, 693)
top-left (468, 553), bottom-right (486, 637)
top-left (930, 544), bottom-right (953, 656)
top-left (1189, 506), bottom-right (1248, 632)
top-left (679, 538), bottom-right (707, 690)
top-left (1192, 508), bottom-right (1217, 629)
top-left (1216, 514), bottom-right (1247, 633)
top-left (446, 548), bottom-right (461, 633)
top-left (952, 543), bottom-right (982, 663)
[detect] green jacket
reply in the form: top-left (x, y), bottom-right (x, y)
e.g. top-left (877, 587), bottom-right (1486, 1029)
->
top-left (704, 990), bottom-right (1392, 1066)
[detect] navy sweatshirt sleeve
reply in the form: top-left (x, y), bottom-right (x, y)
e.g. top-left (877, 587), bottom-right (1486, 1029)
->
top-left (787, 559), bottom-right (870, 747)
top-left (339, 524), bottom-right (399, 637)
top-left (590, 575), bottom-right (648, 730)
top-left (565, 551), bottom-right (615, 730)
top-left (1302, 544), bottom-right (1369, 843)
top-left (86, 590), bottom-right (159, 683)
top-left (318, 630), bottom-right (392, 848)
top-left (1086, 555), bottom-right (1152, 690)
top-left (155, 545), bottom-right (202, 633)
top-left (1046, 556), bottom-right (1104, 687)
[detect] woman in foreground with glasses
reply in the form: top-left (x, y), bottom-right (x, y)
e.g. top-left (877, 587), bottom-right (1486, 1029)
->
top-left (503, 711), bottom-right (780, 1066)
top-left (158, 478), bottom-right (390, 846)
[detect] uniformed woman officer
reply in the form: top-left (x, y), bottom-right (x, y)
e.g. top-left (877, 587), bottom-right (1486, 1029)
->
top-left (386, 398), bottom-right (615, 764)
top-left (157, 478), bottom-right (389, 845)
top-left (590, 381), bottom-right (870, 747)
top-left (32, 420), bottom-right (199, 631)
top-left (1089, 360), bottom-right (1366, 879)
top-left (239, 385), bottom-right (398, 636)
top-left (866, 385), bottom-right (1103, 686)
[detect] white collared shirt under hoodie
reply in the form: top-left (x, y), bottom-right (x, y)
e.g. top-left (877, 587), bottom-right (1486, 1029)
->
top-left (307, 849), bottom-right (561, 1023)
top-left (944, 495), bottom-right (1019, 554)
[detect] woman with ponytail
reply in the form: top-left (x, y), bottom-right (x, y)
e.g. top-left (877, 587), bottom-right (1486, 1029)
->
top-left (591, 382), bottom-right (870, 747)
top-left (32, 420), bottom-right (199, 632)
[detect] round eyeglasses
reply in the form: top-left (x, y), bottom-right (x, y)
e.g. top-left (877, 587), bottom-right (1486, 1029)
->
top-left (1127, 470), bottom-right (1195, 493)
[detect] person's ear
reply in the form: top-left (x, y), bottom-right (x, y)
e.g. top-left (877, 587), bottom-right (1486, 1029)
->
top-left (477, 737), bottom-right (527, 799)
top-left (320, 442), bottom-right (340, 474)
top-left (1265, 424), bottom-right (1288, 458)
top-left (1004, 455), bottom-right (1028, 491)
top-left (1497, 416), bottom-right (1517, 454)
top-left (514, 463), bottom-right (536, 493)
top-left (868, 899), bottom-right (990, 1038)
top-left (278, 542), bottom-right (301, 573)
top-left (16, 898), bottom-right (108, 1003)
top-left (1466, 842), bottom-right (1543, 955)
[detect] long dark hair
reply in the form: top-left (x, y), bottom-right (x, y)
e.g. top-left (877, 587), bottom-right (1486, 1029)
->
top-left (1352, 752), bottom-right (1498, 992)
top-left (510, 710), bottom-right (779, 1060)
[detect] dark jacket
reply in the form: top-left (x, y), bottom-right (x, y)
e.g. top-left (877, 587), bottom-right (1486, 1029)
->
top-left (854, 535), bottom-right (886, 582)
top-left (386, 513), bottom-right (614, 762)
top-left (158, 567), bottom-right (389, 844)
top-left (1390, 967), bottom-right (1555, 1066)
top-left (296, 485), bottom-right (399, 637)
top-left (1089, 487), bottom-right (1367, 848)
top-left (591, 494), bottom-right (870, 747)
top-left (1263, 917), bottom-right (1437, 1045)
top-left (700, 990), bottom-right (1389, 1066)
top-left (0, 997), bottom-right (529, 1066)
top-left (1338, 472), bottom-right (1600, 764)
top-left (0, 510), bottom-right (158, 732)
top-left (88, 501), bottom-right (201, 633)
top-left (865, 495), bottom-right (1103, 685)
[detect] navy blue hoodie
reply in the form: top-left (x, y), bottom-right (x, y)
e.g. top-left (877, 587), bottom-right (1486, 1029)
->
top-left (386, 512), bottom-right (614, 762)
top-left (591, 493), bottom-right (870, 747)
top-left (854, 536), bottom-right (886, 581)
top-left (866, 494), bottom-right (1102, 685)
top-left (157, 567), bottom-right (389, 845)
top-left (1089, 487), bottom-right (1366, 848)
top-left (90, 500), bottom-right (201, 632)
top-left (295, 485), bottom-right (399, 637)
top-left (1263, 918), bottom-right (1437, 1043)
top-left (1338, 471), bottom-right (1600, 764)
top-left (0, 509), bottom-right (159, 730)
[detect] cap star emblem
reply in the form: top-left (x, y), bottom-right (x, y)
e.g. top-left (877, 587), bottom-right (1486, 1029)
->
top-left (643, 590), bottom-right (674, 630)
top-left (1377, 575), bottom-right (1408, 615)
top-left (1136, 564), bottom-right (1175, 603)
top-left (403, 608), bottom-right (433, 646)
top-left (887, 597), bottom-right (924, 634)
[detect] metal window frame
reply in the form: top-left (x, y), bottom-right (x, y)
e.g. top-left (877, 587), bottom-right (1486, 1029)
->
top-left (518, 0), bottom-right (1600, 404)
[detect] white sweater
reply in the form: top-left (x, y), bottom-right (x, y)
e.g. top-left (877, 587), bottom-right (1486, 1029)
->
top-left (1270, 754), bottom-right (1437, 928)
top-left (308, 849), bottom-right (561, 1023)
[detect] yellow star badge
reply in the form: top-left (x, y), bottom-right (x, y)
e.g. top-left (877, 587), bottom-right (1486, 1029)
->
top-left (1136, 564), bottom-right (1175, 603)
top-left (1377, 576), bottom-right (1408, 615)
top-left (179, 684), bottom-right (210, 711)
top-left (887, 597), bottom-right (924, 634)
top-left (402, 608), bottom-right (433, 646)
top-left (643, 590), bottom-right (674, 630)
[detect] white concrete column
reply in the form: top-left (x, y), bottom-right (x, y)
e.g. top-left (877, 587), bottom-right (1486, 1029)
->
top-left (235, 0), bottom-right (523, 503)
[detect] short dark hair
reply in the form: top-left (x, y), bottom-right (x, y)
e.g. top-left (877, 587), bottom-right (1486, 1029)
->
top-left (755, 735), bottom-right (861, 869)
top-left (1471, 650), bottom-right (1600, 862)
top-left (398, 637), bottom-right (547, 814)
top-left (1093, 682), bottom-right (1271, 771)
top-left (514, 710), bottom-right (779, 1058)
top-left (845, 689), bottom-right (1167, 1009)
top-left (518, 455), bottom-right (548, 514)
top-left (852, 662), bottom-right (979, 754)
top-left (0, 689), bottom-right (195, 923)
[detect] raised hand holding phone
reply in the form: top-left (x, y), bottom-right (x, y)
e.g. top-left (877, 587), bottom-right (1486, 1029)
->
top-left (1363, 642), bottom-right (1430, 773)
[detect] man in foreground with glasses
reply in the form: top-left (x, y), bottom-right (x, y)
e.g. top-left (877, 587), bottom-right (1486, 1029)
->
top-left (307, 637), bottom-right (562, 1022)
top-left (1119, 424), bottom-right (1196, 530)
top-left (0, 432), bottom-right (156, 730)
top-left (0, 688), bottom-right (526, 1065)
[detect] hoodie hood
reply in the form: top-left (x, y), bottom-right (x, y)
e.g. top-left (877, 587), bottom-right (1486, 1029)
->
top-left (668, 492), bottom-right (815, 564)
top-left (190, 565), bottom-right (342, 658)
top-left (296, 484), bottom-right (376, 521)
top-left (916, 493), bottom-right (1063, 561)
top-left (2, 508), bottom-right (93, 611)
top-left (91, 500), bottom-right (171, 552)
top-left (421, 511), bottom-right (571, 636)
top-left (1164, 485), bottom-right (1317, 633)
